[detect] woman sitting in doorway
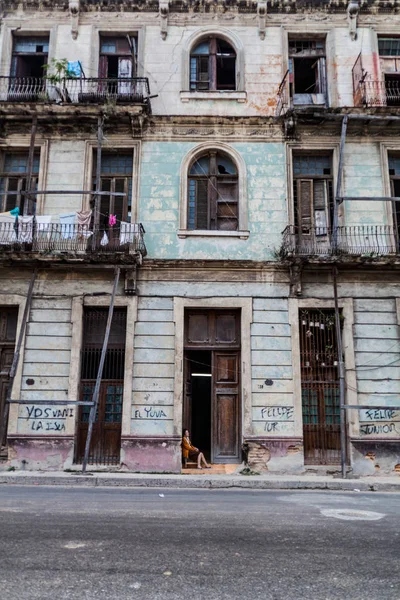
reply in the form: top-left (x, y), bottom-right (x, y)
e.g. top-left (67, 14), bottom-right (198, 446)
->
top-left (182, 429), bottom-right (211, 469)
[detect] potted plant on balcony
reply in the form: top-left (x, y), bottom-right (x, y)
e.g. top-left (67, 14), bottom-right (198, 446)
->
top-left (43, 58), bottom-right (77, 103)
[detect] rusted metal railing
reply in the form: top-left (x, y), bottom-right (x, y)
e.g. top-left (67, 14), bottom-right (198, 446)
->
top-left (276, 70), bottom-right (290, 117)
top-left (0, 76), bottom-right (151, 105)
top-left (0, 222), bottom-right (146, 256)
top-left (282, 225), bottom-right (398, 256)
top-left (353, 79), bottom-right (400, 108)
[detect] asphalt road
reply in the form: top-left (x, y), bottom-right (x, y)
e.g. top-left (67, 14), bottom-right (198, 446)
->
top-left (0, 486), bottom-right (398, 600)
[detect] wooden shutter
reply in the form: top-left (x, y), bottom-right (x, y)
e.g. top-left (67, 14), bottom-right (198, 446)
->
top-left (313, 179), bottom-right (329, 232)
top-left (129, 36), bottom-right (137, 76)
top-left (297, 179), bottom-right (313, 234)
top-left (198, 56), bottom-right (209, 90)
top-left (99, 55), bottom-right (108, 78)
top-left (317, 57), bottom-right (327, 97)
top-left (216, 180), bottom-right (238, 231)
top-left (196, 179), bottom-right (209, 229)
top-left (209, 37), bottom-right (217, 91)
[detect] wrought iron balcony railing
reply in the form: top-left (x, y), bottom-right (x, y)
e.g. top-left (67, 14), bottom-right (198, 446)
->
top-left (0, 76), bottom-right (151, 105)
top-left (353, 79), bottom-right (400, 108)
top-left (0, 222), bottom-right (146, 257)
top-left (281, 225), bottom-right (398, 257)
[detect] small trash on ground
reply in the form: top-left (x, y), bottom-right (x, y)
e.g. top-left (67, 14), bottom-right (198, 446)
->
top-left (353, 489), bottom-right (361, 492)
top-left (159, 493), bottom-right (165, 498)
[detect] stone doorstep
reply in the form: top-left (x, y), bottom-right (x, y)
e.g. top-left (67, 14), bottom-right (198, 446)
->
top-left (181, 464), bottom-right (239, 475)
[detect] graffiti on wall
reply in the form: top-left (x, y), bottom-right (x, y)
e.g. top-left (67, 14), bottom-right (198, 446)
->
top-left (19, 405), bottom-right (74, 433)
top-left (256, 405), bottom-right (295, 434)
top-left (359, 408), bottom-right (400, 437)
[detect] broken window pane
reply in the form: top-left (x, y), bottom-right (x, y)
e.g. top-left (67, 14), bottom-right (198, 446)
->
top-left (190, 37), bottom-right (236, 91)
top-left (289, 39), bottom-right (327, 106)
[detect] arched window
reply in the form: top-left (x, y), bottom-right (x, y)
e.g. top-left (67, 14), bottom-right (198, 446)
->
top-left (188, 151), bottom-right (238, 231)
top-left (190, 38), bottom-right (236, 92)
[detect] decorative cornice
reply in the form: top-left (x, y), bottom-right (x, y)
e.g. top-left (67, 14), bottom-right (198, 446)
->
top-left (1, 0), bottom-right (400, 15)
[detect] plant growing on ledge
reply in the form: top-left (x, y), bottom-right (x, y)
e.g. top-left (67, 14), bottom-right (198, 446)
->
top-left (43, 58), bottom-right (77, 84)
top-left (43, 58), bottom-right (78, 102)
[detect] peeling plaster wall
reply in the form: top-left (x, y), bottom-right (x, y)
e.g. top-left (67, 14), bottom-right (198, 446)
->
top-left (140, 141), bottom-right (286, 261)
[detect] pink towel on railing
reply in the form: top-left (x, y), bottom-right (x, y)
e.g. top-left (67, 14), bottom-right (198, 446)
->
top-left (17, 215), bottom-right (34, 243)
top-left (109, 214), bottom-right (117, 227)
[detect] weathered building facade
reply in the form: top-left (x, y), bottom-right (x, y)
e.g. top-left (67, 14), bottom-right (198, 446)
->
top-left (0, 0), bottom-right (399, 476)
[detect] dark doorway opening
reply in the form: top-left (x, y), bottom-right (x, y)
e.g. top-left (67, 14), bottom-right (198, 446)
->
top-left (185, 350), bottom-right (212, 460)
top-left (183, 309), bottom-right (241, 464)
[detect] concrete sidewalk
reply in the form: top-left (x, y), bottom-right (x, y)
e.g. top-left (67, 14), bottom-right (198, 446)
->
top-left (0, 469), bottom-right (399, 491)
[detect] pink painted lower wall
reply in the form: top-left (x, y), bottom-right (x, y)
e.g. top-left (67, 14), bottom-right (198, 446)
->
top-left (121, 436), bottom-right (182, 473)
top-left (7, 436), bottom-right (74, 471)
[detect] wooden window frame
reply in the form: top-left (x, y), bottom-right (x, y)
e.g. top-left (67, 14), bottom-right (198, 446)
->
top-left (0, 150), bottom-right (40, 214)
top-left (288, 38), bottom-right (327, 104)
top-left (99, 34), bottom-right (138, 79)
top-left (188, 150), bottom-right (239, 232)
top-left (91, 150), bottom-right (134, 224)
top-left (190, 37), bottom-right (236, 92)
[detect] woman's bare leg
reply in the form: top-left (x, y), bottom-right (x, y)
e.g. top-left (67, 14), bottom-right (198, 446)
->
top-left (197, 453), bottom-right (202, 469)
top-left (200, 453), bottom-right (210, 468)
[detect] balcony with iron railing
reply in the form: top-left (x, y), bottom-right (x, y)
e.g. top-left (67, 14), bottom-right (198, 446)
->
top-left (0, 76), bottom-right (151, 107)
top-left (353, 79), bottom-right (400, 108)
top-left (281, 225), bottom-right (398, 258)
top-left (0, 221), bottom-right (146, 263)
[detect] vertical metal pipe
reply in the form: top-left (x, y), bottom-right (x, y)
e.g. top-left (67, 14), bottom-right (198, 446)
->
top-left (25, 116), bottom-right (38, 216)
top-left (333, 267), bottom-right (346, 478)
top-left (0, 270), bottom-right (37, 446)
top-left (82, 268), bottom-right (120, 473)
top-left (94, 115), bottom-right (103, 229)
top-left (333, 115), bottom-right (348, 249)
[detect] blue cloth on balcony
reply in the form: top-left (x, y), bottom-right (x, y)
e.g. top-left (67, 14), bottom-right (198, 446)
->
top-left (68, 62), bottom-right (82, 77)
top-left (59, 212), bottom-right (76, 239)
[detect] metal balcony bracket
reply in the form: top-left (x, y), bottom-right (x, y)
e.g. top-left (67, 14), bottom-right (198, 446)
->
top-left (257, 2), bottom-right (267, 40)
top-left (124, 265), bottom-right (138, 296)
top-left (130, 113), bottom-right (145, 138)
top-left (289, 264), bottom-right (303, 297)
top-left (160, 0), bottom-right (170, 40)
top-left (347, 0), bottom-right (360, 41)
top-left (69, 0), bottom-right (80, 40)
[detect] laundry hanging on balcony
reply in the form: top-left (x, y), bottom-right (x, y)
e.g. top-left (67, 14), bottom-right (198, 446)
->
top-left (59, 212), bottom-right (76, 239)
top-left (0, 212), bottom-right (17, 245)
top-left (77, 209), bottom-right (93, 238)
top-left (17, 215), bottom-right (34, 243)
